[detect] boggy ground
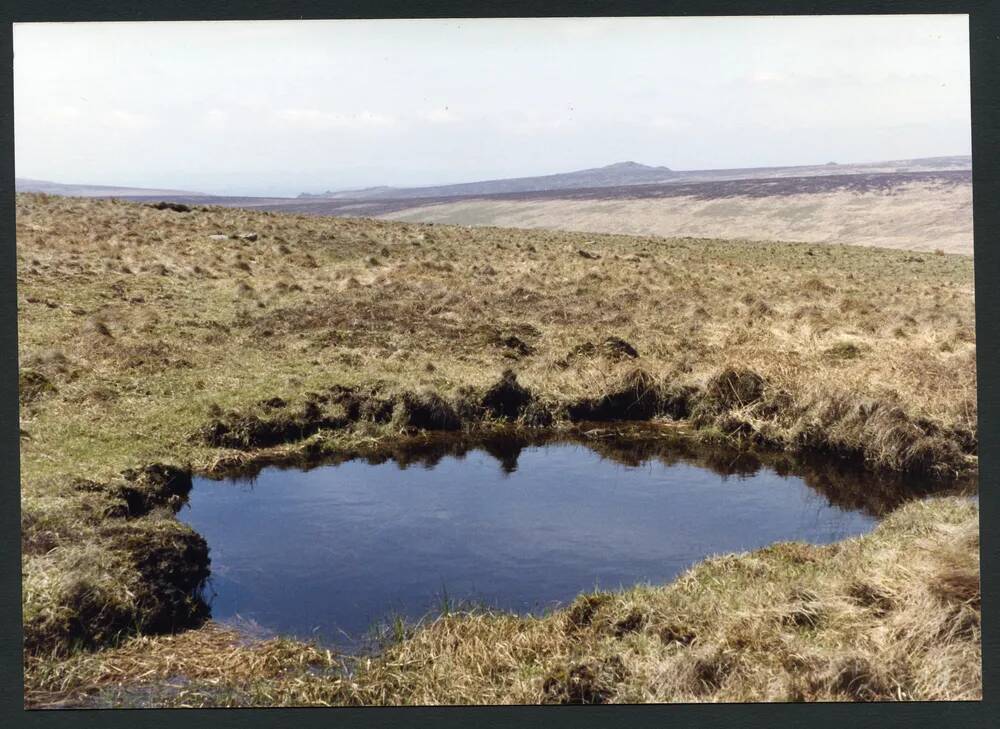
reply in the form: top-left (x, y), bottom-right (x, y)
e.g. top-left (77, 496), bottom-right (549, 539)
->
top-left (16, 193), bottom-right (979, 705)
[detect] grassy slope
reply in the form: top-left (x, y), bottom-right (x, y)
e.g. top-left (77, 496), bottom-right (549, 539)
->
top-left (381, 180), bottom-right (974, 254)
top-left (17, 193), bottom-right (979, 704)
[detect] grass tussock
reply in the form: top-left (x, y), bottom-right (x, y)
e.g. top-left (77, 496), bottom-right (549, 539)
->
top-left (16, 194), bottom-right (978, 704)
top-left (24, 497), bottom-right (979, 707)
top-left (22, 464), bottom-right (209, 657)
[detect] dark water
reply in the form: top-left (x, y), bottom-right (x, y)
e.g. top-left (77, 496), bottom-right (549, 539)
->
top-left (181, 441), bottom-right (884, 648)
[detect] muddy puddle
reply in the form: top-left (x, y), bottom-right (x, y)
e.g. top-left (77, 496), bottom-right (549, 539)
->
top-left (179, 433), bottom-right (965, 650)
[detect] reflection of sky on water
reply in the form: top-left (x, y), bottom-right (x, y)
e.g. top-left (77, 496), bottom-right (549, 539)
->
top-left (181, 444), bottom-right (878, 649)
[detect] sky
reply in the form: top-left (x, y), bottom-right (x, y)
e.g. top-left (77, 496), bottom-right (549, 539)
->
top-left (13, 16), bottom-right (971, 197)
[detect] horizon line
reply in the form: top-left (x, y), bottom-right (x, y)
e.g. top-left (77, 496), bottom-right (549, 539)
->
top-left (15, 151), bottom-right (973, 199)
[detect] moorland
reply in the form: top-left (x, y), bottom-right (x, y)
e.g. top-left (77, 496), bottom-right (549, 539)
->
top-left (17, 191), bottom-right (979, 706)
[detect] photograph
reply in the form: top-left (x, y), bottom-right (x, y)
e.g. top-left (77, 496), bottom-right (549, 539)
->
top-left (14, 15), bottom-right (980, 708)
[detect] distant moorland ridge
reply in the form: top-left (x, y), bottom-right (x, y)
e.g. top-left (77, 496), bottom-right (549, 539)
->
top-left (16, 155), bottom-right (971, 202)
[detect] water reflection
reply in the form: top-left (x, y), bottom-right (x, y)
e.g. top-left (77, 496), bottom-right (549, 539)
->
top-left (206, 428), bottom-right (973, 517)
top-left (181, 433), bottom-right (973, 649)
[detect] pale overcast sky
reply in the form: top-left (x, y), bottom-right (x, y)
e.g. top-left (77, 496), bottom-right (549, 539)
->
top-left (14, 16), bottom-right (971, 196)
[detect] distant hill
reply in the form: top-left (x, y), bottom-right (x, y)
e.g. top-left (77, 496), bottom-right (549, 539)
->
top-left (298, 161), bottom-right (678, 200)
top-left (13, 156), bottom-right (973, 255)
top-left (299, 185), bottom-right (399, 200)
top-left (18, 155), bottom-right (971, 205)
top-left (378, 169), bottom-right (972, 255)
top-left (15, 178), bottom-right (206, 198)
top-left (298, 156), bottom-right (971, 201)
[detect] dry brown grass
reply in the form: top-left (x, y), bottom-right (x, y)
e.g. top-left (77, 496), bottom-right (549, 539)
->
top-left (24, 623), bottom-right (342, 708)
top-left (18, 194), bottom-right (976, 479)
top-left (16, 193), bottom-right (978, 705)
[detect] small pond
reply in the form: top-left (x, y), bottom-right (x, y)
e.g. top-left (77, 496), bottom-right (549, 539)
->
top-left (179, 436), bottom-right (934, 650)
